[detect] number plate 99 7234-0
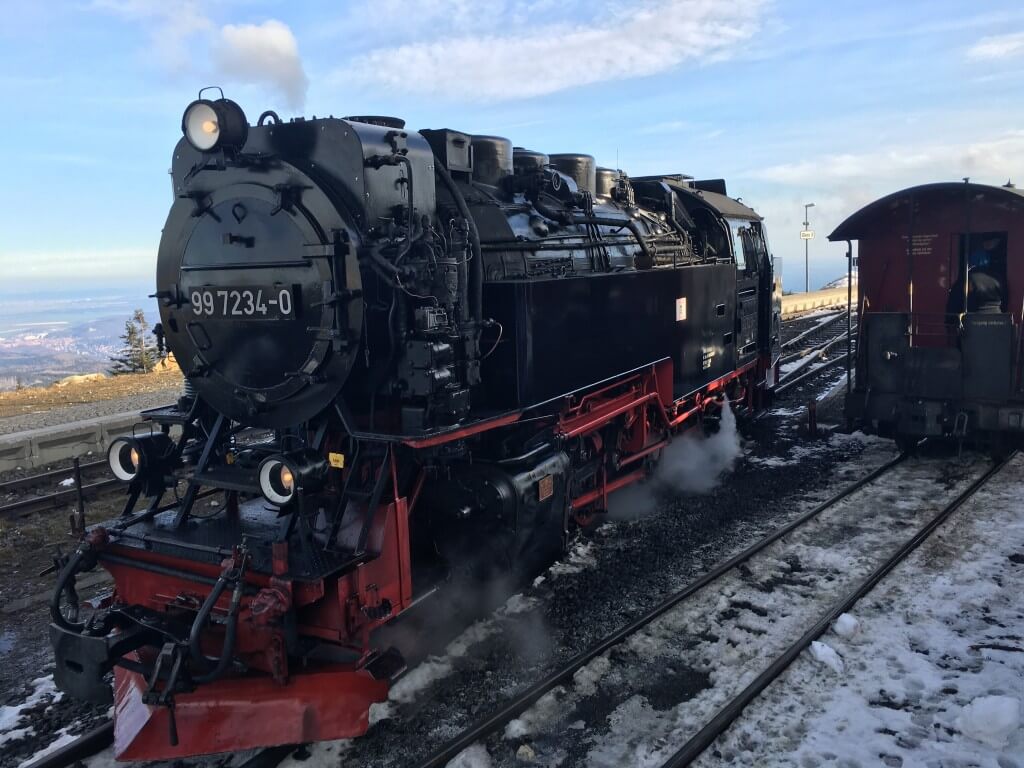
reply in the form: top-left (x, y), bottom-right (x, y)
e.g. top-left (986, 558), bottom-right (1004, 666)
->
top-left (189, 287), bottom-right (295, 319)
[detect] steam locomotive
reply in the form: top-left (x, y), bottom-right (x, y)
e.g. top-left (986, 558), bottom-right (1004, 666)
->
top-left (49, 92), bottom-right (780, 759)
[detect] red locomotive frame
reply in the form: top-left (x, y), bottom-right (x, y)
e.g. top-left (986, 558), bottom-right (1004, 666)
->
top-left (78, 355), bottom-right (767, 759)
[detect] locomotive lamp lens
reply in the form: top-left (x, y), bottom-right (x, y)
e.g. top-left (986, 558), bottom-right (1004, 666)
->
top-left (258, 452), bottom-right (327, 506)
top-left (181, 95), bottom-right (248, 153)
top-left (183, 101), bottom-right (220, 151)
top-left (107, 433), bottom-right (177, 488)
top-left (109, 438), bottom-right (140, 482)
top-left (258, 459), bottom-right (295, 505)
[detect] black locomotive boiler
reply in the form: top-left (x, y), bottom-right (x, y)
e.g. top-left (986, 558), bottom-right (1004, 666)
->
top-left (49, 94), bottom-right (781, 759)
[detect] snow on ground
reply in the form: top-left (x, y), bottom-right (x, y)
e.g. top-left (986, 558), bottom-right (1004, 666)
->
top-left (15, 726), bottom-right (78, 768)
top-left (547, 541), bottom-right (598, 578)
top-left (389, 618), bottom-right (501, 705)
top-left (446, 743), bottom-right (494, 767)
top-left (0, 677), bottom-right (62, 746)
top-left (483, 455), bottom-right (987, 767)
top-left (747, 430), bottom-right (889, 468)
top-left (694, 452), bottom-right (1024, 767)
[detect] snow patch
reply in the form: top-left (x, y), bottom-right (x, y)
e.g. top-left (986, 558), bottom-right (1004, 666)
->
top-left (389, 658), bottom-right (453, 704)
top-left (957, 695), bottom-right (1020, 748)
top-left (548, 541), bottom-right (597, 578)
top-left (572, 655), bottom-right (611, 697)
top-left (445, 619), bottom-right (499, 658)
top-left (367, 701), bottom-right (393, 726)
top-left (445, 743), bottom-right (492, 768)
top-left (0, 677), bottom-right (63, 746)
top-left (809, 640), bottom-right (844, 675)
top-left (504, 688), bottom-right (564, 739)
top-left (16, 727), bottom-right (78, 768)
top-left (501, 593), bottom-right (539, 616)
top-left (832, 613), bottom-right (860, 638)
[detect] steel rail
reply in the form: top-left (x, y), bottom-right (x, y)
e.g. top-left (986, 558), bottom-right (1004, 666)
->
top-left (775, 351), bottom-right (851, 397)
top-left (410, 453), bottom-right (908, 768)
top-left (0, 460), bottom-right (106, 494)
top-left (660, 451), bottom-right (1016, 767)
top-left (779, 328), bottom-right (850, 368)
top-left (19, 721), bottom-right (294, 768)
top-left (0, 478), bottom-right (120, 519)
top-left (781, 309), bottom-right (850, 351)
top-left (20, 722), bottom-right (113, 768)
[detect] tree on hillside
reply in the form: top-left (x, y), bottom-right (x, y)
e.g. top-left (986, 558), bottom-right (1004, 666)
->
top-left (109, 309), bottom-right (158, 375)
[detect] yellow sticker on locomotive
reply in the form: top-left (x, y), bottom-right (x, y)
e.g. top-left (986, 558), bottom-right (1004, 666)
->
top-left (538, 474), bottom-right (554, 501)
top-left (328, 452), bottom-right (345, 468)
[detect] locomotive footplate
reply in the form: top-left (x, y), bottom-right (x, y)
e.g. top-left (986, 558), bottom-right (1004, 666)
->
top-left (110, 498), bottom-right (370, 580)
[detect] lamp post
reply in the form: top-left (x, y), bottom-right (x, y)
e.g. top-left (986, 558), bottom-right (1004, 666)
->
top-left (803, 202), bottom-right (815, 292)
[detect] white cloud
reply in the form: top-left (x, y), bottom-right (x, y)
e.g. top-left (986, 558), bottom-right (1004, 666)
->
top-left (336, 0), bottom-right (768, 101)
top-left (967, 30), bottom-right (1024, 60)
top-left (1, 247), bottom-right (156, 283)
top-left (738, 131), bottom-right (1024, 289)
top-left (747, 131), bottom-right (1024, 188)
top-left (91, 0), bottom-right (210, 72)
top-left (638, 120), bottom-right (694, 135)
top-left (216, 21), bottom-right (309, 110)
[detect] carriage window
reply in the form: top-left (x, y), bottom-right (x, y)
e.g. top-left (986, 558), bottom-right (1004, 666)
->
top-left (948, 231), bottom-right (1008, 314)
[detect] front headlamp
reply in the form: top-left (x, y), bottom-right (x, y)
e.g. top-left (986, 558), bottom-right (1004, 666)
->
top-left (182, 91), bottom-right (248, 153)
top-left (107, 433), bottom-right (176, 488)
top-left (258, 451), bottom-right (327, 507)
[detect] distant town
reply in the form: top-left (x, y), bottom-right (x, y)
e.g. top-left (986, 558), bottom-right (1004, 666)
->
top-left (0, 289), bottom-right (158, 390)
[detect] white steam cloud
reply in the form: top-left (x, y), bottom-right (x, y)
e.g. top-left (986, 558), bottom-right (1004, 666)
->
top-left (338, 0), bottom-right (768, 101)
top-left (607, 398), bottom-right (743, 520)
top-left (217, 21), bottom-right (309, 110)
top-left (92, 3), bottom-right (308, 109)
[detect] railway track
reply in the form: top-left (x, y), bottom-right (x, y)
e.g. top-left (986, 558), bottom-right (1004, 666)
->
top-left (660, 451), bottom-right (1015, 767)
top-left (781, 307), bottom-right (851, 351)
top-left (407, 450), bottom-right (1010, 768)
top-left (776, 321), bottom-right (857, 399)
top-left (0, 460), bottom-right (106, 494)
top-left (0, 471), bottom-right (119, 520)
top-left (20, 723), bottom-right (294, 768)
top-left (775, 347), bottom-right (852, 398)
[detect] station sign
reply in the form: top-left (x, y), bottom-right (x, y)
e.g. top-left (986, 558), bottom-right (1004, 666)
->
top-left (800, 230), bottom-right (815, 240)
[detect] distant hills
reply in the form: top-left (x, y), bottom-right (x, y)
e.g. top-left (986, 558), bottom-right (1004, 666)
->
top-left (0, 288), bottom-right (158, 391)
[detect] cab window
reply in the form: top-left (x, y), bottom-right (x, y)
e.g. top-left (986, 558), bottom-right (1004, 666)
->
top-left (729, 220), bottom-right (748, 271)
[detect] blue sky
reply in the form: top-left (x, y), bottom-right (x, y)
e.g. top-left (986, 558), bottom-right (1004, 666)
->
top-left (1, 0), bottom-right (1023, 295)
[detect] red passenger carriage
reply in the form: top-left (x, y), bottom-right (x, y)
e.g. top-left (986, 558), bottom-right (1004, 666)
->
top-left (829, 181), bottom-right (1024, 447)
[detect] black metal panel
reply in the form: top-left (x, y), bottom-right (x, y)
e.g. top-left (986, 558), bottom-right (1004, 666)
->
top-left (904, 347), bottom-right (961, 400)
top-left (864, 313), bottom-right (909, 394)
top-left (963, 314), bottom-right (1013, 401)
top-left (479, 264), bottom-right (736, 409)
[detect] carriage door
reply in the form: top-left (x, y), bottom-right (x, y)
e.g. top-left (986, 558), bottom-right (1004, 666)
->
top-left (731, 219), bottom-right (760, 366)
